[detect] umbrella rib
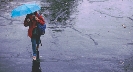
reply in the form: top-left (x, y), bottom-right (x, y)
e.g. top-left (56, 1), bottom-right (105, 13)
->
top-left (25, 4), bottom-right (33, 14)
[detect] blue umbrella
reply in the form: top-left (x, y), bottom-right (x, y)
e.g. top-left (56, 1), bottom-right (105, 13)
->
top-left (11, 3), bottom-right (41, 18)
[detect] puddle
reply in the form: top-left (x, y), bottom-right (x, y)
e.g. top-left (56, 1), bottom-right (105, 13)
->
top-left (0, 25), bottom-right (6, 26)
top-left (43, 0), bottom-right (78, 26)
top-left (127, 43), bottom-right (133, 45)
top-left (52, 29), bottom-right (63, 32)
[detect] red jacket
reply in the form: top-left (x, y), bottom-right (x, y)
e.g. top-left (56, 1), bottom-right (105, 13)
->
top-left (24, 13), bottom-right (45, 38)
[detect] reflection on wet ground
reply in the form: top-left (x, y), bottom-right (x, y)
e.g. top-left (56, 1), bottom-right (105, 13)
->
top-left (41, 0), bottom-right (78, 26)
top-left (32, 50), bottom-right (42, 72)
top-left (45, 0), bottom-right (74, 21)
top-left (32, 60), bottom-right (41, 72)
top-left (123, 56), bottom-right (133, 72)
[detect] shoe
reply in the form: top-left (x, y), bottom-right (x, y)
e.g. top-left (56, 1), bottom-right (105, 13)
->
top-left (33, 56), bottom-right (36, 60)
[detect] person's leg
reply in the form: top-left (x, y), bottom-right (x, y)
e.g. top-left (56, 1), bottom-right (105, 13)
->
top-left (36, 35), bottom-right (41, 49)
top-left (31, 37), bottom-right (37, 57)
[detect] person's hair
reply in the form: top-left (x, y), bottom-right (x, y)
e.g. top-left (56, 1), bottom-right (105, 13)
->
top-left (34, 11), bottom-right (37, 15)
top-left (26, 14), bottom-right (30, 18)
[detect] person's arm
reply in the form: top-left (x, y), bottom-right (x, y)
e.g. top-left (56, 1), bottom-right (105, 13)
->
top-left (35, 15), bottom-right (45, 25)
top-left (24, 15), bottom-right (30, 27)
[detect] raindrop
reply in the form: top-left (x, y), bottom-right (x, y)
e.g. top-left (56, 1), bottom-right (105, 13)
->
top-left (122, 24), bottom-right (126, 28)
top-left (122, 62), bottom-right (124, 64)
top-left (120, 61), bottom-right (124, 64)
top-left (5, 34), bottom-right (9, 37)
top-left (81, 56), bottom-right (84, 57)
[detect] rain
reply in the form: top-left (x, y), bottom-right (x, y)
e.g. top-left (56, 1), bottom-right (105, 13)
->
top-left (0, 0), bottom-right (133, 72)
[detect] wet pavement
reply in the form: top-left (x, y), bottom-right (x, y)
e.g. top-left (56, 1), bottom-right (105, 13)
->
top-left (0, 0), bottom-right (133, 72)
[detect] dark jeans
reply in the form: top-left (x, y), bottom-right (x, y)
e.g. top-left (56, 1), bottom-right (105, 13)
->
top-left (31, 35), bottom-right (41, 56)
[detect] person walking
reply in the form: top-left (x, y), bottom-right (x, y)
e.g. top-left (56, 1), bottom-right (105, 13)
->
top-left (24, 11), bottom-right (45, 60)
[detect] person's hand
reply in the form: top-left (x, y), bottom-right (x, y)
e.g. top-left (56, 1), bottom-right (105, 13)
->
top-left (27, 18), bottom-right (30, 22)
top-left (35, 16), bottom-right (39, 21)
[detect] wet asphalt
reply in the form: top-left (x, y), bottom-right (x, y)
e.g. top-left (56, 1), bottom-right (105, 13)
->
top-left (0, 0), bottom-right (133, 72)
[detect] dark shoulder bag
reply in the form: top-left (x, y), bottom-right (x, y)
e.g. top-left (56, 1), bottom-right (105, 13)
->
top-left (32, 27), bottom-right (38, 35)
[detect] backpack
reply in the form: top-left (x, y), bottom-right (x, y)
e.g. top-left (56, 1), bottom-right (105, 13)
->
top-left (37, 14), bottom-right (46, 35)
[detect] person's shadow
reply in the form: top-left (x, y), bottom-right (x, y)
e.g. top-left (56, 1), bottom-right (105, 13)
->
top-left (32, 50), bottom-right (42, 72)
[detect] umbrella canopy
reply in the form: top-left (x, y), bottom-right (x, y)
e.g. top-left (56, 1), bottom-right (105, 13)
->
top-left (11, 3), bottom-right (41, 18)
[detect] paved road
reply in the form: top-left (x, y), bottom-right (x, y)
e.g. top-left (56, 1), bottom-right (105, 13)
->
top-left (0, 0), bottom-right (133, 72)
